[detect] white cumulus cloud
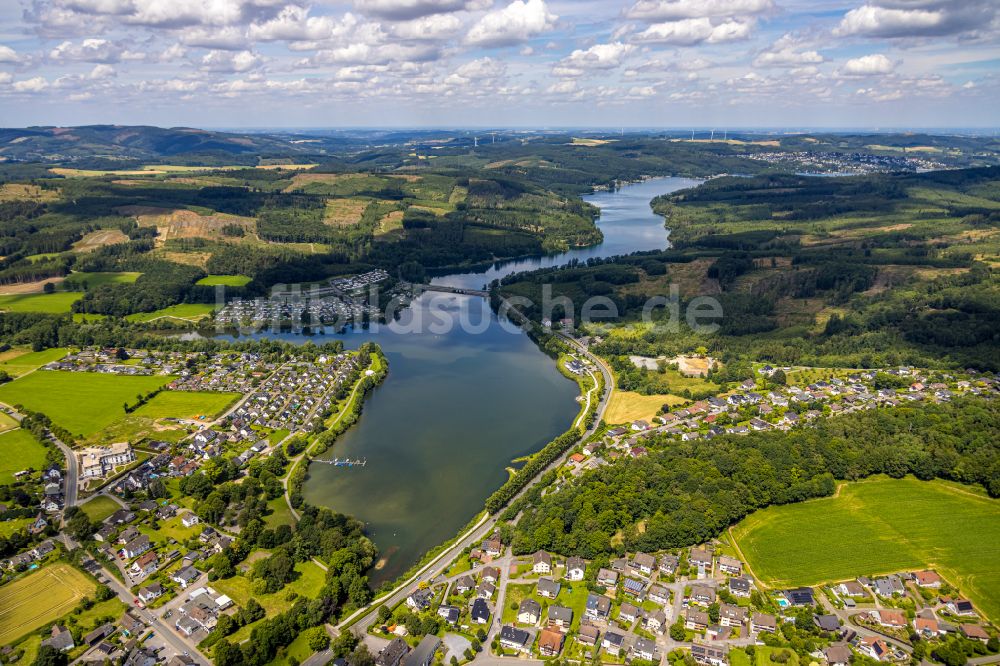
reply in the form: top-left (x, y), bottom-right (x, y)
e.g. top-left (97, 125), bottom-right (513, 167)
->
top-left (465, 0), bottom-right (557, 47)
top-left (634, 17), bottom-right (753, 45)
top-left (840, 53), bottom-right (896, 76)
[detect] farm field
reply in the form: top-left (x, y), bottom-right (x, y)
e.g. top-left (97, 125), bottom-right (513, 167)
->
top-left (195, 274), bottom-right (252, 287)
top-left (80, 495), bottom-right (122, 522)
top-left (0, 347), bottom-right (68, 377)
top-left (133, 390), bottom-right (240, 420)
top-left (730, 476), bottom-right (1000, 621)
top-left (605, 390), bottom-right (685, 424)
top-left (0, 429), bottom-right (49, 485)
top-left (0, 562), bottom-right (95, 645)
top-left (125, 303), bottom-right (216, 322)
top-left (0, 371), bottom-right (173, 437)
top-left (0, 292), bottom-right (82, 313)
top-left (63, 271), bottom-right (141, 289)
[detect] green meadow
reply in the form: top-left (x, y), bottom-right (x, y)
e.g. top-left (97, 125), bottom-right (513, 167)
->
top-left (0, 429), bottom-right (49, 484)
top-left (62, 272), bottom-right (141, 289)
top-left (195, 275), bottom-right (251, 287)
top-left (731, 476), bottom-right (1000, 621)
top-left (0, 371), bottom-right (173, 437)
top-left (133, 390), bottom-right (240, 420)
top-left (0, 293), bottom-right (82, 313)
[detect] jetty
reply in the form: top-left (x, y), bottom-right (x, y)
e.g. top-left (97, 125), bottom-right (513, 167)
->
top-left (314, 457), bottom-right (368, 467)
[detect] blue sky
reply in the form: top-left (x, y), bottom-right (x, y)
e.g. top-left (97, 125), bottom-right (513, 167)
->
top-left (0, 0), bottom-right (998, 128)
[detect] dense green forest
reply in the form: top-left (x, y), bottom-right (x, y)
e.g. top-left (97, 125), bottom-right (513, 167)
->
top-left (498, 167), bottom-right (1000, 372)
top-left (511, 398), bottom-right (1000, 557)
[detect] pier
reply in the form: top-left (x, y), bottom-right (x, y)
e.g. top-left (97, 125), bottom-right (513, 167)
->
top-left (314, 457), bottom-right (367, 467)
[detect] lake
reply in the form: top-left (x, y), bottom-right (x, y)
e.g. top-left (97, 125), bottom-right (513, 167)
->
top-left (291, 176), bottom-right (699, 585)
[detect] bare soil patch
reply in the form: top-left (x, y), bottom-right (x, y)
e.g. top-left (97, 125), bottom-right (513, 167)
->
top-left (73, 229), bottom-right (129, 252)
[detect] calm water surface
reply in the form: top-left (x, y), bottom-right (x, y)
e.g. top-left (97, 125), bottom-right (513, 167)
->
top-left (274, 176), bottom-right (700, 584)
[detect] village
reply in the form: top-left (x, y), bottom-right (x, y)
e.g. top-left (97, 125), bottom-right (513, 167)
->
top-left (366, 535), bottom-right (993, 666)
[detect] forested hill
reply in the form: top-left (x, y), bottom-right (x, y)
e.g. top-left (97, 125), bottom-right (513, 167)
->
top-left (511, 398), bottom-right (1000, 557)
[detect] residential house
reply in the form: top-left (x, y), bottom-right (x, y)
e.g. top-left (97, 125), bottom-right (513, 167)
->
top-left (690, 585), bottom-right (716, 605)
top-left (689, 547), bottom-right (713, 570)
top-left (960, 625), bottom-right (989, 643)
top-left (41, 626), bottom-right (75, 652)
top-left (783, 587), bottom-right (815, 606)
top-left (477, 581), bottom-right (496, 599)
top-left (548, 605), bottom-right (573, 630)
top-left (470, 598), bottom-right (490, 624)
top-left (915, 571), bottom-right (942, 588)
top-left (129, 551), bottom-right (158, 577)
top-left (622, 577), bottom-right (645, 597)
top-left (499, 626), bottom-right (531, 653)
top-left (814, 615), bottom-right (841, 632)
top-left (857, 636), bottom-right (890, 661)
top-left (870, 609), bottom-right (907, 628)
top-left (944, 598), bottom-right (976, 616)
top-left (538, 628), bottom-right (564, 657)
top-left (180, 511), bottom-right (200, 528)
top-left (454, 575), bottom-right (476, 594)
top-left (717, 556), bottom-right (742, 576)
top-left (618, 603), bottom-right (639, 625)
top-left (171, 566), bottom-right (200, 589)
top-left (691, 644), bottom-right (728, 666)
top-left (537, 577), bottom-right (561, 599)
top-left (483, 537), bottom-right (503, 558)
top-left (566, 556), bottom-right (586, 581)
top-left (532, 550), bottom-right (552, 574)
top-left (577, 625), bottom-right (600, 646)
top-left (644, 609), bottom-right (668, 634)
top-left (751, 613), bottom-right (777, 633)
top-left (633, 637), bottom-right (656, 661)
top-left (659, 554), bottom-right (679, 576)
top-left (825, 643), bottom-right (852, 666)
top-left (376, 638), bottom-right (409, 666)
top-left (836, 581), bottom-right (866, 598)
top-left (648, 584), bottom-right (670, 605)
top-left (481, 566), bottom-right (499, 583)
top-left (518, 599), bottom-right (541, 625)
top-left (585, 593), bottom-right (612, 621)
top-left (120, 535), bottom-right (151, 560)
top-left (914, 617), bottom-right (942, 638)
top-left (138, 583), bottom-right (162, 604)
top-left (631, 552), bottom-right (656, 577)
top-left (729, 577), bottom-right (752, 598)
top-left (406, 589), bottom-right (434, 612)
top-left (602, 631), bottom-right (625, 656)
top-left (872, 576), bottom-right (904, 598)
top-left (686, 609), bottom-right (710, 631)
top-left (403, 636), bottom-right (440, 666)
top-left (597, 568), bottom-right (619, 587)
top-left (719, 604), bottom-right (747, 628)
top-left (437, 605), bottom-right (459, 625)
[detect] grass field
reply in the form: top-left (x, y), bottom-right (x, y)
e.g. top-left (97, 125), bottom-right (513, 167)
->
top-left (0, 347), bottom-right (68, 377)
top-left (62, 272), bottom-right (141, 289)
top-left (0, 562), bottom-right (95, 644)
top-left (195, 275), bottom-right (252, 287)
top-left (0, 371), bottom-right (172, 437)
top-left (730, 476), bottom-right (1000, 621)
top-left (0, 293), bottom-right (82, 313)
top-left (0, 517), bottom-right (31, 537)
top-left (133, 390), bottom-right (240, 420)
top-left (0, 429), bottom-right (49, 485)
top-left (0, 412), bottom-right (19, 433)
top-left (80, 495), bottom-right (122, 522)
top-left (125, 303), bottom-right (216, 322)
top-left (214, 560), bottom-right (326, 643)
top-left (605, 390), bottom-right (685, 424)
